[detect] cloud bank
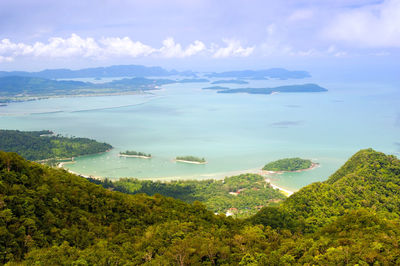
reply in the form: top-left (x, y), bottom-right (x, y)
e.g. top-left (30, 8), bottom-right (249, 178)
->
top-left (0, 34), bottom-right (254, 61)
top-left (323, 0), bottom-right (400, 47)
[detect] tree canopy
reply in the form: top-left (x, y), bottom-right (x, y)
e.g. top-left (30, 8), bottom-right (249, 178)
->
top-left (1, 148), bottom-right (400, 264)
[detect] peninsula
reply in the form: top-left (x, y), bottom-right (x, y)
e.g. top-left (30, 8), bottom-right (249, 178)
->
top-left (0, 129), bottom-right (112, 163)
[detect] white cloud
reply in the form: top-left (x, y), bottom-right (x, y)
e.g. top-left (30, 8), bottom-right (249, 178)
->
top-left (0, 55), bottom-right (13, 63)
top-left (323, 0), bottom-right (400, 47)
top-left (32, 34), bottom-right (102, 57)
top-left (100, 37), bottom-right (154, 57)
top-left (0, 34), bottom-right (256, 62)
top-left (158, 37), bottom-right (206, 58)
top-left (213, 39), bottom-right (254, 58)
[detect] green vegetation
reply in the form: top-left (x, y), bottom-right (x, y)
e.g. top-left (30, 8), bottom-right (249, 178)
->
top-left (252, 149), bottom-right (400, 232)
top-left (0, 76), bottom-right (212, 102)
top-left (0, 76), bottom-right (175, 101)
top-left (2, 148), bottom-right (400, 264)
top-left (0, 129), bottom-right (112, 161)
top-left (119, 150), bottom-right (151, 157)
top-left (216, 83), bottom-right (327, 94)
top-left (89, 174), bottom-right (286, 218)
top-left (263, 157), bottom-right (313, 171)
top-left (206, 68), bottom-right (311, 79)
top-left (176, 155), bottom-right (206, 163)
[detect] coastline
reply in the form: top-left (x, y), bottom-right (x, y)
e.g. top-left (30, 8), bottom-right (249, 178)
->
top-left (0, 89), bottom-right (157, 104)
top-left (56, 159), bottom-right (321, 197)
top-left (265, 178), bottom-right (294, 196)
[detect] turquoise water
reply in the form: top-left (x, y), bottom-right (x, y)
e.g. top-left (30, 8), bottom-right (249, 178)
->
top-left (1, 77), bottom-right (399, 191)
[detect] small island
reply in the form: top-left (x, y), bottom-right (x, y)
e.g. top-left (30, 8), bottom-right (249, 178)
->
top-left (202, 86), bottom-right (230, 90)
top-left (262, 157), bottom-right (316, 172)
top-left (175, 156), bottom-right (207, 164)
top-left (211, 79), bottom-right (249, 85)
top-left (119, 150), bottom-right (152, 159)
top-left (217, 84), bottom-right (327, 95)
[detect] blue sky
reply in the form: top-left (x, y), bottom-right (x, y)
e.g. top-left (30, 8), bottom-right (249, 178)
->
top-left (0, 0), bottom-right (399, 73)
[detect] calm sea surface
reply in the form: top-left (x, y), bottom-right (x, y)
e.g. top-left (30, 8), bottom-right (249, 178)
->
top-left (1, 77), bottom-right (399, 191)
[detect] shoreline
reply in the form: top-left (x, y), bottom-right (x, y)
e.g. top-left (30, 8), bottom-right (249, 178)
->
top-left (0, 89), bottom-right (157, 104)
top-left (265, 178), bottom-right (294, 196)
top-left (57, 160), bottom-right (320, 197)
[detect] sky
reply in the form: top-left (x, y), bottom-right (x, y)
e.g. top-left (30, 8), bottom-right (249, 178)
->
top-left (0, 0), bottom-right (399, 75)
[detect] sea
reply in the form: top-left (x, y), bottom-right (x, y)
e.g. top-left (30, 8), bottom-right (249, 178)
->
top-left (1, 75), bottom-right (399, 192)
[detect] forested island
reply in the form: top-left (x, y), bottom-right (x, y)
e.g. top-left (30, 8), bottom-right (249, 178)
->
top-left (176, 78), bottom-right (209, 83)
top-left (206, 68), bottom-right (311, 79)
top-left (119, 150), bottom-right (151, 158)
top-left (217, 83), bottom-right (327, 95)
top-left (1, 148), bottom-right (400, 264)
top-left (202, 86), bottom-right (230, 90)
top-left (0, 129), bottom-right (112, 161)
top-left (175, 155), bottom-right (207, 164)
top-left (211, 79), bottom-right (249, 84)
top-left (263, 157), bottom-right (314, 172)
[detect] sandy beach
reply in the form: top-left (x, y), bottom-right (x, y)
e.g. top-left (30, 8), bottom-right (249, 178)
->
top-left (56, 160), bottom-right (322, 197)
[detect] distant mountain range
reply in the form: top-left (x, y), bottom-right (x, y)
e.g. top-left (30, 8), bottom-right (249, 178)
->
top-left (0, 65), bottom-right (197, 79)
top-left (0, 65), bottom-right (311, 79)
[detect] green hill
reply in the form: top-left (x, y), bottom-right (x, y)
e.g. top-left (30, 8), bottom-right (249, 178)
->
top-left (0, 151), bottom-right (235, 264)
top-left (252, 149), bottom-right (400, 232)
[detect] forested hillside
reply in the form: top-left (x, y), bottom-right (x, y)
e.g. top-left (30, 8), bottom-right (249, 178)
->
top-left (0, 130), bottom-right (112, 161)
top-left (1, 149), bottom-right (400, 264)
top-left (89, 174), bottom-right (286, 217)
top-left (252, 149), bottom-right (400, 232)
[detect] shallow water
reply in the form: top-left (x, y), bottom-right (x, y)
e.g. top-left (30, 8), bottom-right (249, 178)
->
top-left (1, 76), bottom-right (399, 191)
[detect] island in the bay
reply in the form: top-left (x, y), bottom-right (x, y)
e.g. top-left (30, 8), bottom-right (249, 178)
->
top-left (263, 157), bottom-right (316, 172)
top-left (175, 155), bottom-right (207, 164)
top-left (202, 83), bottom-right (327, 95)
top-left (211, 79), bottom-right (249, 85)
top-left (119, 150), bottom-right (151, 158)
top-left (202, 86), bottom-right (230, 90)
top-left (219, 84), bottom-right (327, 95)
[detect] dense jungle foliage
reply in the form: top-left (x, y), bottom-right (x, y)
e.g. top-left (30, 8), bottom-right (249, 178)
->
top-left (0, 129), bottom-right (112, 161)
top-left (89, 174), bottom-right (286, 218)
top-left (1, 149), bottom-right (400, 264)
top-left (263, 157), bottom-right (312, 171)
